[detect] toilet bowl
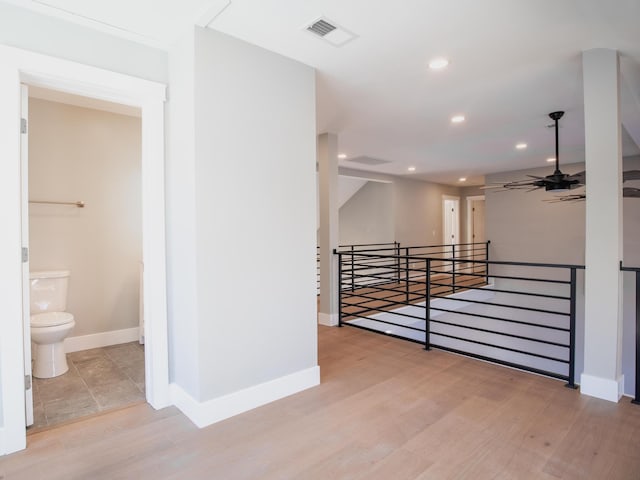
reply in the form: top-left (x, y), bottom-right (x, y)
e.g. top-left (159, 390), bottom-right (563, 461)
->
top-left (30, 270), bottom-right (75, 379)
top-left (30, 312), bottom-right (75, 378)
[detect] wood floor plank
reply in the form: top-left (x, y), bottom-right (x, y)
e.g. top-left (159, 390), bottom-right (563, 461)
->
top-left (2, 325), bottom-right (640, 479)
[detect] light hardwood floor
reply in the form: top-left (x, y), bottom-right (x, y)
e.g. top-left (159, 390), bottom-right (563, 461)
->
top-left (2, 325), bottom-right (640, 479)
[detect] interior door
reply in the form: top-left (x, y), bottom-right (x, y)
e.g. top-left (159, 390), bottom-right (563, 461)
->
top-left (471, 199), bottom-right (486, 243)
top-left (442, 196), bottom-right (460, 271)
top-left (20, 84), bottom-right (34, 427)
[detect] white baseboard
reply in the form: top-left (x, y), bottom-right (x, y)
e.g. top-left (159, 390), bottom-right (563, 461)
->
top-left (64, 327), bottom-right (140, 353)
top-left (318, 312), bottom-right (338, 326)
top-left (580, 373), bottom-right (624, 402)
top-left (171, 365), bottom-right (320, 428)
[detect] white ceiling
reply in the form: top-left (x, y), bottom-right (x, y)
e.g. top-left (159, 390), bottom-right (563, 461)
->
top-left (10, 0), bottom-right (640, 186)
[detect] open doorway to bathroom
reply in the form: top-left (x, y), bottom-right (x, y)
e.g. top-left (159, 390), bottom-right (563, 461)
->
top-left (25, 86), bottom-right (146, 431)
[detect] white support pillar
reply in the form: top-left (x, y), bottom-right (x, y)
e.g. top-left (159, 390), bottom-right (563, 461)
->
top-left (581, 48), bottom-right (624, 402)
top-left (318, 133), bottom-right (339, 326)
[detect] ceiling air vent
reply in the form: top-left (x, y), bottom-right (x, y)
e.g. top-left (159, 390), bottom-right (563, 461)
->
top-left (307, 19), bottom-right (336, 37)
top-left (304, 17), bottom-right (357, 47)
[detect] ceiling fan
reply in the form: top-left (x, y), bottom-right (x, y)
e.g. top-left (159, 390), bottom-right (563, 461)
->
top-left (545, 170), bottom-right (640, 202)
top-left (484, 111), bottom-right (585, 192)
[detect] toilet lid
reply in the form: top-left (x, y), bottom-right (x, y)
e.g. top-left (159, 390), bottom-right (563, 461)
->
top-left (31, 312), bottom-right (74, 327)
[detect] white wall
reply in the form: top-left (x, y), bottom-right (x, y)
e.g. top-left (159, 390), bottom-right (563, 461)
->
top-left (167, 26), bottom-right (318, 413)
top-left (193, 27), bottom-right (317, 400)
top-left (0, 2), bottom-right (167, 83)
top-left (28, 98), bottom-right (142, 337)
top-left (485, 157), bottom-right (640, 394)
top-left (339, 181), bottom-right (394, 245)
top-left (336, 167), bottom-right (463, 248)
top-left (166, 29), bottom-right (200, 400)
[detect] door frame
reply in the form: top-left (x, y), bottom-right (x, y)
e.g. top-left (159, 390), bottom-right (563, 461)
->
top-left (465, 195), bottom-right (485, 244)
top-left (0, 45), bottom-right (169, 455)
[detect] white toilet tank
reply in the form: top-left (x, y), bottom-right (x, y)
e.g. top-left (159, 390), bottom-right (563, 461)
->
top-left (30, 270), bottom-right (70, 313)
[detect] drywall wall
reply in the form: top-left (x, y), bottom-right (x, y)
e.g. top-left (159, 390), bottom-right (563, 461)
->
top-left (335, 168), bottom-right (464, 247)
top-left (166, 27), bottom-right (318, 406)
top-left (166, 28), bottom-right (200, 399)
top-left (392, 177), bottom-right (461, 246)
top-left (28, 98), bottom-right (142, 337)
top-left (339, 181), bottom-right (394, 245)
top-left (0, 2), bottom-right (167, 82)
top-left (485, 156), bottom-right (640, 394)
top-left (194, 26), bottom-right (317, 400)
top-left (485, 162), bottom-right (587, 264)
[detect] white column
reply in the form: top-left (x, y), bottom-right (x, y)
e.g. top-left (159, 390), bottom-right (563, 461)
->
top-left (581, 48), bottom-right (624, 402)
top-left (318, 133), bottom-right (339, 326)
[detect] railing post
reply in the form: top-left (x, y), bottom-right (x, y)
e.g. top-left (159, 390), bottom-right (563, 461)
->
top-left (350, 245), bottom-right (355, 292)
top-left (451, 244), bottom-right (457, 294)
top-left (396, 242), bottom-right (401, 282)
top-left (633, 270), bottom-right (640, 404)
top-left (338, 252), bottom-right (343, 327)
top-left (405, 247), bottom-right (410, 303)
top-left (425, 258), bottom-right (431, 350)
top-left (565, 267), bottom-right (578, 389)
top-left (485, 240), bottom-right (490, 285)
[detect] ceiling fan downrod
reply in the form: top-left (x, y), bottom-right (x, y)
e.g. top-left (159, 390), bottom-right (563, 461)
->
top-left (549, 110), bottom-right (564, 176)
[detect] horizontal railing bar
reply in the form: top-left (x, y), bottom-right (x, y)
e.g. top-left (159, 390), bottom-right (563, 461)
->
top-left (429, 281), bottom-right (570, 300)
top-left (431, 332), bottom-right (569, 363)
top-left (341, 291), bottom-right (422, 309)
top-left (341, 307), bottom-right (426, 324)
top-left (343, 313), bottom-right (424, 326)
top-left (337, 252), bottom-right (584, 270)
top-left (342, 322), bottom-right (426, 345)
top-left (429, 294), bottom-right (570, 316)
top-left (432, 344), bottom-right (569, 381)
top-left (341, 295), bottom-right (425, 314)
top-left (430, 318), bottom-right (569, 348)
top-left (620, 265), bottom-right (640, 272)
top-left (342, 303), bottom-right (424, 320)
top-left (340, 282), bottom-right (426, 296)
top-left (429, 306), bottom-right (570, 332)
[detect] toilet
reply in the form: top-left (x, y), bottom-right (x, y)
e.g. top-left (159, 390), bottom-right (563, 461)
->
top-left (30, 270), bottom-right (75, 378)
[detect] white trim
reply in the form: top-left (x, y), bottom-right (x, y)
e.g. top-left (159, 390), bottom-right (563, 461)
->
top-left (171, 366), bottom-right (321, 428)
top-left (0, 428), bottom-right (4, 455)
top-left (318, 312), bottom-right (339, 326)
top-left (580, 373), bottom-right (624, 402)
top-left (465, 195), bottom-right (485, 244)
top-left (0, 45), bottom-right (168, 455)
top-left (64, 328), bottom-right (140, 353)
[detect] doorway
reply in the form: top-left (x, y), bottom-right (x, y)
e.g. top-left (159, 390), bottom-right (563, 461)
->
top-left (25, 87), bottom-right (146, 429)
top-left (0, 45), bottom-right (168, 455)
top-left (466, 195), bottom-right (486, 244)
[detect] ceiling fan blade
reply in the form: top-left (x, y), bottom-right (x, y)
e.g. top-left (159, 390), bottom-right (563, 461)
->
top-left (623, 187), bottom-right (640, 198)
top-left (567, 171), bottom-right (585, 183)
top-left (526, 175), bottom-right (544, 179)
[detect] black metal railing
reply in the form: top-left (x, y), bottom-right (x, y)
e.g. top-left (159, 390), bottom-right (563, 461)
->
top-left (336, 248), bottom-right (582, 387)
top-left (336, 241), bottom-right (489, 293)
top-left (621, 263), bottom-right (640, 404)
top-left (317, 242), bottom-right (400, 295)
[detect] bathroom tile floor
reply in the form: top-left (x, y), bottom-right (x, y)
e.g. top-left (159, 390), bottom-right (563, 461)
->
top-left (29, 341), bottom-right (145, 431)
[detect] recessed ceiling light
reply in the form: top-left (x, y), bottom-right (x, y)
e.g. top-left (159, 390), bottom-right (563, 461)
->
top-left (408, 166), bottom-right (416, 172)
top-left (547, 157), bottom-right (556, 163)
top-left (459, 177), bottom-right (467, 182)
top-left (451, 115), bottom-right (465, 124)
top-left (516, 143), bottom-right (527, 150)
top-left (428, 57), bottom-right (449, 70)
top-left (337, 153), bottom-right (347, 159)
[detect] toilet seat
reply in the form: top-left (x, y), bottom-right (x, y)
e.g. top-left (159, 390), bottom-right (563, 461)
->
top-left (30, 311), bottom-right (74, 328)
